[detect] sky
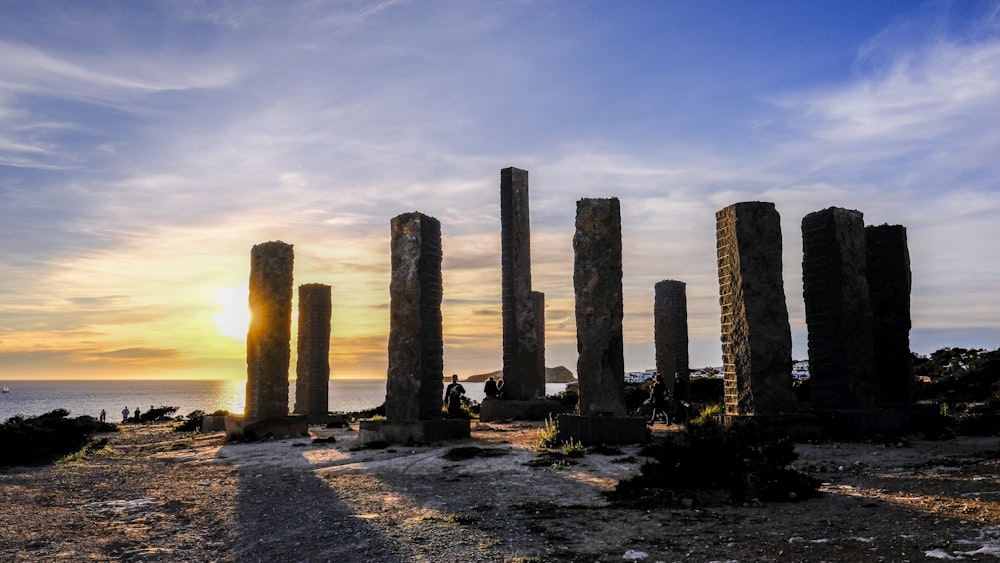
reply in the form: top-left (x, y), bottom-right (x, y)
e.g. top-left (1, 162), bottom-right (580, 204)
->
top-left (1, 0), bottom-right (999, 381)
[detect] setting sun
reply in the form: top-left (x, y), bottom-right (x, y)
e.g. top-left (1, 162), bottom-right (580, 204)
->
top-left (213, 286), bottom-right (250, 340)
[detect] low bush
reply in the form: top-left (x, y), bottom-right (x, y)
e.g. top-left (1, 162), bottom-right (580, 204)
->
top-left (0, 409), bottom-right (118, 467)
top-left (611, 416), bottom-right (819, 504)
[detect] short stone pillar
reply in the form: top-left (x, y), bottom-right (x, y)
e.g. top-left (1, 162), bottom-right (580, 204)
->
top-left (360, 212), bottom-right (469, 444)
top-left (716, 202), bottom-right (797, 416)
top-left (654, 280), bottom-right (689, 401)
top-left (245, 241), bottom-right (294, 421)
top-left (559, 198), bottom-right (646, 444)
top-left (802, 207), bottom-right (877, 409)
top-left (500, 167), bottom-right (543, 401)
top-left (294, 283), bottom-right (331, 423)
top-left (866, 224), bottom-right (913, 406)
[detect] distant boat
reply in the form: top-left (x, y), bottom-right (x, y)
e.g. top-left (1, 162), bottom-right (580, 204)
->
top-left (1, 383), bottom-right (8, 393)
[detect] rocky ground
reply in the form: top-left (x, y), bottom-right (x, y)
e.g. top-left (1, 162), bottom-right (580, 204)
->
top-left (1, 421), bottom-right (999, 562)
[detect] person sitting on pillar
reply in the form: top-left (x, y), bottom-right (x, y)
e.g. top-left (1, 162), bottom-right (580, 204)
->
top-left (648, 372), bottom-right (669, 425)
top-left (444, 374), bottom-right (466, 418)
top-left (483, 376), bottom-right (498, 400)
top-left (496, 378), bottom-right (505, 399)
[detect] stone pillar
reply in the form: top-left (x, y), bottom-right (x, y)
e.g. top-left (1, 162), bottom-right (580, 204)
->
top-left (654, 280), bottom-right (689, 401)
top-left (716, 202), bottom-right (796, 416)
top-left (245, 241), bottom-right (294, 421)
top-left (532, 290), bottom-right (546, 396)
top-left (294, 283), bottom-right (331, 421)
top-left (573, 198), bottom-right (626, 416)
top-left (500, 167), bottom-right (542, 400)
top-left (802, 207), bottom-right (876, 409)
top-left (866, 224), bottom-right (913, 406)
top-left (385, 212), bottom-right (444, 421)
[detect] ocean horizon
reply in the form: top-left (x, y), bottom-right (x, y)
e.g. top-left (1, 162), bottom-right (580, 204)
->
top-left (0, 379), bottom-right (570, 422)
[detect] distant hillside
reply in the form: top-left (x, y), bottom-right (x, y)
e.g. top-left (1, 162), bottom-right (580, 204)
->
top-left (545, 366), bottom-right (576, 383)
top-left (462, 370), bottom-right (502, 383)
top-left (461, 366), bottom-right (576, 383)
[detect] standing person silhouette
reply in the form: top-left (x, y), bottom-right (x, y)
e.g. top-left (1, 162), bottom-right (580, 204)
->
top-left (444, 374), bottom-right (466, 418)
top-left (648, 373), bottom-right (669, 425)
top-left (484, 376), bottom-right (498, 400)
top-left (122, 406), bottom-right (129, 423)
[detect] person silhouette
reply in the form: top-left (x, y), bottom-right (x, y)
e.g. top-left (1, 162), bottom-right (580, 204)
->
top-left (444, 374), bottom-right (466, 418)
top-left (484, 376), bottom-right (498, 400)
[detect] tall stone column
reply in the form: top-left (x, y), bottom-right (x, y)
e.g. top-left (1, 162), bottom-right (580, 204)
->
top-left (716, 202), bottom-right (796, 416)
top-left (574, 198), bottom-right (626, 417)
top-left (866, 224), bottom-right (913, 406)
top-left (246, 241), bottom-right (294, 421)
top-left (654, 280), bottom-right (689, 401)
top-left (501, 167), bottom-right (542, 400)
top-left (294, 283), bottom-right (331, 420)
top-left (802, 207), bottom-right (876, 409)
top-left (385, 212), bottom-right (444, 421)
top-left (532, 290), bottom-right (546, 396)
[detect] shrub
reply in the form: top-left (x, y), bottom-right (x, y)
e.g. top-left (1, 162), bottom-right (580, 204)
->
top-left (535, 415), bottom-right (560, 450)
top-left (612, 418), bottom-right (819, 504)
top-left (560, 437), bottom-right (585, 458)
top-left (0, 410), bottom-right (118, 467)
top-left (174, 410), bottom-right (205, 432)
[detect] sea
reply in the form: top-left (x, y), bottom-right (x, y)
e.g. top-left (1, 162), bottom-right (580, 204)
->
top-left (0, 379), bottom-right (570, 422)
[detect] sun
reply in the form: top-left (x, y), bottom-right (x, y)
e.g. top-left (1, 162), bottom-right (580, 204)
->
top-left (213, 286), bottom-right (250, 340)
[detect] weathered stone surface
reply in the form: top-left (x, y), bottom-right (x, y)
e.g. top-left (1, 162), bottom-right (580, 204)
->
top-left (501, 167), bottom-right (543, 400)
top-left (531, 290), bottom-right (546, 397)
top-left (574, 198), bottom-right (626, 417)
top-left (225, 414), bottom-right (308, 441)
top-left (479, 399), bottom-right (561, 423)
top-left (357, 418), bottom-right (470, 445)
top-left (866, 224), bottom-right (913, 406)
top-left (385, 212), bottom-right (444, 421)
top-left (556, 414), bottom-right (648, 445)
top-left (802, 207), bottom-right (877, 409)
top-left (716, 202), bottom-right (796, 416)
top-left (294, 283), bottom-right (331, 421)
top-left (654, 280), bottom-right (689, 401)
top-left (246, 241), bottom-right (294, 421)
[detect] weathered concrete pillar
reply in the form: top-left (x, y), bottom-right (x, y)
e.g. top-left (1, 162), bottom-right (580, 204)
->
top-left (654, 280), bottom-right (689, 401)
top-left (501, 167), bottom-right (542, 400)
top-left (573, 198), bottom-right (626, 416)
top-left (245, 241), bottom-right (294, 421)
top-left (294, 283), bottom-right (331, 421)
top-left (866, 224), bottom-right (913, 406)
top-left (716, 202), bottom-right (796, 416)
top-left (385, 212), bottom-right (444, 421)
top-left (531, 291), bottom-right (546, 396)
top-left (802, 207), bottom-right (876, 409)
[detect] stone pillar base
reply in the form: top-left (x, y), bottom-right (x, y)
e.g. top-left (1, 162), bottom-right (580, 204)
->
top-left (556, 414), bottom-right (649, 445)
top-left (479, 399), bottom-right (562, 422)
top-left (723, 413), bottom-right (825, 441)
top-left (358, 418), bottom-right (471, 445)
top-left (224, 414), bottom-right (309, 441)
top-left (201, 414), bottom-right (227, 433)
top-left (812, 405), bottom-right (940, 439)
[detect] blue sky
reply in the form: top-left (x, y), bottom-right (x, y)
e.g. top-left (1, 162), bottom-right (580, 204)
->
top-left (1, 0), bottom-right (999, 380)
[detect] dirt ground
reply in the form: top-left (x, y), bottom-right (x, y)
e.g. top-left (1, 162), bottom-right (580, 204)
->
top-left (1, 421), bottom-right (999, 562)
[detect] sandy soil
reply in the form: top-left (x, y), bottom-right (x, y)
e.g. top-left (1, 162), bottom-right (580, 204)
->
top-left (1, 421), bottom-right (999, 562)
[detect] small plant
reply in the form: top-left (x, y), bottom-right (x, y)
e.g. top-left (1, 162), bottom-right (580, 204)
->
top-left (560, 437), bottom-right (585, 458)
top-left (477, 538), bottom-right (502, 549)
top-left (535, 415), bottom-right (560, 450)
top-left (368, 414), bottom-right (387, 421)
top-left (447, 513), bottom-right (479, 526)
top-left (690, 403), bottom-right (723, 427)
